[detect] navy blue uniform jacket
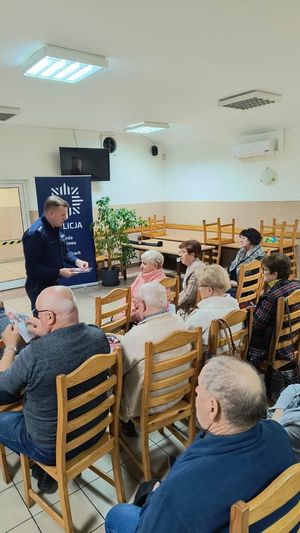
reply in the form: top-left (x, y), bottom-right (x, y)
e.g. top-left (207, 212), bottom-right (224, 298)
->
top-left (22, 214), bottom-right (77, 283)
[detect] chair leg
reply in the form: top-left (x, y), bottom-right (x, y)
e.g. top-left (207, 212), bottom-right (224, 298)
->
top-left (0, 444), bottom-right (11, 484)
top-left (141, 429), bottom-right (151, 481)
top-left (111, 443), bottom-right (126, 502)
top-left (20, 454), bottom-right (34, 507)
top-left (57, 473), bottom-right (74, 533)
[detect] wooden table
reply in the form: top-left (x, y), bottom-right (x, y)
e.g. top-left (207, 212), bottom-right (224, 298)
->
top-left (130, 239), bottom-right (214, 278)
top-left (158, 229), bottom-right (204, 242)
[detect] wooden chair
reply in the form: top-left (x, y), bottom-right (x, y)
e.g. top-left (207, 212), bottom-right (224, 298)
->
top-left (265, 289), bottom-right (300, 373)
top-left (20, 350), bottom-right (125, 533)
top-left (160, 276), bottom-right (180, 309)
top-left (120, 328), bottom-right (202, 481)
top-left (208, 307), bottom-right (254, 360)
top-left (235, 260), bottom-right (262, 305)
top-left (202, 218), bottom-right (235, 264)
top-left (141, 215), bottom-right (166, 238)
top-left (95, 287), bottom-right (131, 334)
top-left (0, 400), bottom-right (23, 484)
top-left (260, 218), bottom-right (298, 277)
top-left (230, 463), bottom-right (300, 532)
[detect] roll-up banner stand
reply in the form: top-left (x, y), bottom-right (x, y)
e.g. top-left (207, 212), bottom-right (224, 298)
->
top-left (35, 176), bottom-right (97, 287)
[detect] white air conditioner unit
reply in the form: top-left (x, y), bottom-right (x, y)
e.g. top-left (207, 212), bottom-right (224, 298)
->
top-left (232, 139), bottom-right (276, 159)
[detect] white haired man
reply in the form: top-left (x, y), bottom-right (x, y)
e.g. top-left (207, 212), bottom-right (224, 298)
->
top-left (0, 286), bottom-right (109, 492)
top-left (119, 282), bottom-right (189, 436)
top-left (106, 356), bottom-right (296, 533)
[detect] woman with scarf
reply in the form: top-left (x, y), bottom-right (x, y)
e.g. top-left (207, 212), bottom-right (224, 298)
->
top-left (229, 227), bottom-right (264, 295)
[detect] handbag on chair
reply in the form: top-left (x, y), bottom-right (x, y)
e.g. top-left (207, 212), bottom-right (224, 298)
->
top-left (214, 318), bottom-right (242, 358)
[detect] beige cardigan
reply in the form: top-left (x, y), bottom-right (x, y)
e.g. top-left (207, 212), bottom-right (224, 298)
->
top-left (120, 311), bottom-right (189, 421)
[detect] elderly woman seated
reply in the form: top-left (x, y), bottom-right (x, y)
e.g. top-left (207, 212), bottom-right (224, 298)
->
top-left (177, 240), bottom-right (204, 319)
top-left (130, 250), bottom-right (166, 323)
top-left (228, 227), bottom-right (264, 295)
top-left (186, 264), bottom-right (239, 348)
top-left (248, 253), bottom-right (300, 368)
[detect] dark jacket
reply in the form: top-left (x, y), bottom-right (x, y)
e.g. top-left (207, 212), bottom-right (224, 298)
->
top-left (22, 214), bottom-right (76, 283)
top-left (137, 421), bottom-right (296, 532)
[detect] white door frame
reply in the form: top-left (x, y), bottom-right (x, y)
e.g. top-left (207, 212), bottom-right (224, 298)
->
top-left (0, 180), bottom-right (30, 290)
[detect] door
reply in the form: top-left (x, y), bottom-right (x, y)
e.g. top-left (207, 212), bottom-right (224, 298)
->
top-left (0, 182), bottom-right (30, 290)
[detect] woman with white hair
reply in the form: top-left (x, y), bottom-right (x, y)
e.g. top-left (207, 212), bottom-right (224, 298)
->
top-left (130, 250), bottom-right (166, 322)
top-left (186, 264), bottom-right (239, 346)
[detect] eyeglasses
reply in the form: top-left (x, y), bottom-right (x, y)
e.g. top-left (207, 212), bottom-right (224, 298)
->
top-left (33, 308), bottom-right (57, 318)
top-left (262, 269), bottom-right (271, 274)
top-left (199, 285), bottom-right (211, 289)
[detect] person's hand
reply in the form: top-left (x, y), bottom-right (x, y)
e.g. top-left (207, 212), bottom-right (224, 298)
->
top-left (59, 268), bottom-right (77, 278)
top-left (230, 280), bottom-right (238, 288)
top-left (75, 259), bottom-right (89, 269)
top-left (26, 317), bottom-right (43, 337)
top-left (1, 323), bottom-right (21, 347)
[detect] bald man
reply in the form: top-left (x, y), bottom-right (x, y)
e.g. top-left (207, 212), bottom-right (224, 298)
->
top-left (0, 286), bottom-right (109, 492)
top-left (106, 356), bottom-right (296, 533)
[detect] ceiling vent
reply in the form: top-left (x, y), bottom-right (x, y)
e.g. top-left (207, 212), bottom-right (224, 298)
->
top-left (218, 90), bottom-right (282, 110)
top-left (0, 106), bottom-right (20, 121)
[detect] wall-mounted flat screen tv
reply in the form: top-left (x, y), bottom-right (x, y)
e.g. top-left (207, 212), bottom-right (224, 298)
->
top-left (59, 147), bottom-right (110, 181)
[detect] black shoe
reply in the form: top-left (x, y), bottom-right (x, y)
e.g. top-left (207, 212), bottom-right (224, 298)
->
top-left (31, 464), bottom-right (57, 493)
top-left (120, 419), bottom-right (138, 438)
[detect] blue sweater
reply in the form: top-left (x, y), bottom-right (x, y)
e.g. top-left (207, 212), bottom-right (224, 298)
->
top-left (137, 421), bottom-right (296, 532)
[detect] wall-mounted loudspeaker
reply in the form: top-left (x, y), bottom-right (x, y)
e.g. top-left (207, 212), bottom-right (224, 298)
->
top-left (151, 145), bottom-right (158, 156)
top-left (103, 136), bottom-right (117, 153)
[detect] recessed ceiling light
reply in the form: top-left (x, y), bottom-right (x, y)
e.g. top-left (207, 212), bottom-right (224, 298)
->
top-left (22, 45), bottom-right (108, 83)
top-left (218, 90), bottom-right (282, 110)
top-left (125, 121), bottom-right (169, 134)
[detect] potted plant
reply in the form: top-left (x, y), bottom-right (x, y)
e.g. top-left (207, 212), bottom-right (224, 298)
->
top-left (93, 196), bottom-right (147, 286)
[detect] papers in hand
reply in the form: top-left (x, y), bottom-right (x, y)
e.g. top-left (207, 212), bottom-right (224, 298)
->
top-left (71, 267), bottom-right (93, 274)
top-left (7, 311), bottom-right (35, 343)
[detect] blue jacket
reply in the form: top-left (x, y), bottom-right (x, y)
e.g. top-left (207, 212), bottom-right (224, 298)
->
top-left (22, 214), bottom-right (76, 283)
top-left (137, 421), bottom-right (297, 532)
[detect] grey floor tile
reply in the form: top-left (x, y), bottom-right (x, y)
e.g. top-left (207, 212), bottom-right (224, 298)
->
top-left (6, 518), bottom-right (41, 533)
top-left (81, 465), bottom-right (138, 519)
top-left (34, 489), bottom-right (103, 533)
top-left (0, 485), bottom-right (32, 532)
top-left (16, 478), bottom-right (80, 517)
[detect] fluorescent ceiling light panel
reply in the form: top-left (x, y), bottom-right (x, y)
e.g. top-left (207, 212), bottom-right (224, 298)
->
top-left (23, 45), bottom-right (108, 83)
top-left (125, 121), bottom-right (169, 134)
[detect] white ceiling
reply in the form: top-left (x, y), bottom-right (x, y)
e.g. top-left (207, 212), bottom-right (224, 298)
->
top-left (1, 0), bottom-right (300, 149)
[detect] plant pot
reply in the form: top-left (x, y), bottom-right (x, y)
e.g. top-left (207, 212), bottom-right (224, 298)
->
top-left (101, 266), bottom-right (120, 287)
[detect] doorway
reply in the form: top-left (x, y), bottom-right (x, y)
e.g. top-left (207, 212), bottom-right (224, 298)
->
top-left (0, 182), bottom-right (29, 290)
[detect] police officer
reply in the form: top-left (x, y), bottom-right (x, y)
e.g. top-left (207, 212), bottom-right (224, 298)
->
top-left (22, 195), bottom-right (89, 310)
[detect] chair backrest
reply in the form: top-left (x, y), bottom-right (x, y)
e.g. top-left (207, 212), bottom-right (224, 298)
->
top-left (55, 349), bottom-right (122, 473)
top-left (267, 289), bottom-right (300, 368)
top-left (260, 218), bottom-right (298, 244)
top-left (160, 276), bottom-right (180, 308)
top-left (95, 287), bottom-right (131, 333)
top-left (141, 215), bottom-right (166, 238)
top-left (208, 307), bottom-right (254, 359)
top-left (235, 260), bottom-right (262, 305)
top-left (141, 329), bottom-right (202, 428)
top-left (202, 218), bottom-right (235, 245)
top-left (230, 463), bottom-right (300, 532)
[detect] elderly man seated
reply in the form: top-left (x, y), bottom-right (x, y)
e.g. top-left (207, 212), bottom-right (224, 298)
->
top-left (119, 282), bottom-right (189, 437)
top-left (106, 356), bottom-right (296, 533)
top-left (0, 286), bottom-right (109, 492)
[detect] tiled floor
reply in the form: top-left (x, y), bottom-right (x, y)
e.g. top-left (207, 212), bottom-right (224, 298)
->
top-left (0, 273), bottom-right (186, 533)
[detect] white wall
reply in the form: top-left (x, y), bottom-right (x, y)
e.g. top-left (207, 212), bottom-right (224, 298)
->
top-left (0, 124), bottom-right (165, 209)
top-left (164, 127), bottom-right (300, 201)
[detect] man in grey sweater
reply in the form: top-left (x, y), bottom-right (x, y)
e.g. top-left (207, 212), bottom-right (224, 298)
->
top-left (0, 286), bottom-right (110, 492)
